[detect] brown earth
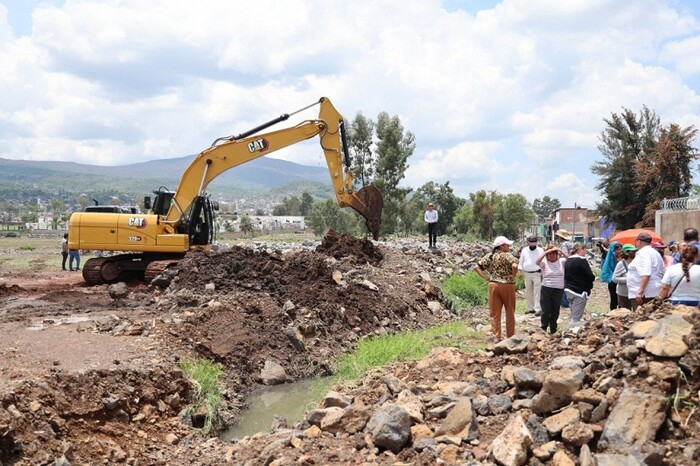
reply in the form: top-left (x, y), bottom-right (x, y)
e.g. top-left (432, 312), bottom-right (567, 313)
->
top-left (0, 231), bottom-right (448, 465)
top-left (1, 233), bottom-right (698, 465)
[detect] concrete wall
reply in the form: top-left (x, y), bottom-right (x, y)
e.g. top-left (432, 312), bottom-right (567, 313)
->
top-left (655, 209), bottom-right (700, 242)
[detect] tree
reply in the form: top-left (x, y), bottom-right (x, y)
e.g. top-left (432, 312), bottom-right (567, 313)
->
top-left (300, 191), bottom-right (314, 216)
top-left (50, 199), bottom-right (67, 229)
top-left (347, 113), bottom-right (375, 188)
top-left (634, 123), bottom-right (699, 225)
top-left (592, 107), bottom-right (660, 229)
top-left (306, 199), bottom-right (355, 236)
top-left (272, 196), bottom-right (302, 216)
top-left (470, 190), bottom-right (503, 239)
top-left (453, 203), bottom-right (473, 235)
top-left (240, 215), bottom-right (254, 237)
top-left (532, 196), bottom-right (561, 219)
top-left (255, 208), bottom-right (265, 216)
top-left (373, 112), bottom-right (415, 235)
top-left (493, 193), bottom-right (535, 240)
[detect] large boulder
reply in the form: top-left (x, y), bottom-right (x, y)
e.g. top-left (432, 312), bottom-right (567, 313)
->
top-left (366, 405), bottom-right (411, 453)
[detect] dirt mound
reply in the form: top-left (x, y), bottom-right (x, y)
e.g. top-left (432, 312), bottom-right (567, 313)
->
top-left (166, 237), bottom-right (442, 394)
top-left (315, 229), bottom-right (383, 264)
top-left (0, 283), bottom-right (23, 297)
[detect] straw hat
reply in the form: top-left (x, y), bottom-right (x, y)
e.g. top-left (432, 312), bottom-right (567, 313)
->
top-left (555, 229), bottom-right (572, 241)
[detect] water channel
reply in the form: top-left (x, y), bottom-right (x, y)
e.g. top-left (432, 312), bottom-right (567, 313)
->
top-left (221, 377), bottom-right (334, 441)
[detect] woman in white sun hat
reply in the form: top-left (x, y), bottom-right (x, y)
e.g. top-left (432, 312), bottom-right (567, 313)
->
top-left (475, 236), bottom-right (519, 342)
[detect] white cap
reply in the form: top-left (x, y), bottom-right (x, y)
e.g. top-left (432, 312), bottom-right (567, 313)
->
top-left (493, 236), bottom-right (513, 248)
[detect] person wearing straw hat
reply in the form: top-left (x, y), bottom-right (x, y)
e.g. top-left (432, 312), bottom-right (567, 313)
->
top-left (475, 236), bottom-right (519, 342)
top-left (555, 229), bottom-right (573, 309)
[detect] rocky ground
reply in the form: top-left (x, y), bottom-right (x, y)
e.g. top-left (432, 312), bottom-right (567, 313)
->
top-left (0, 232), bottom-right (698, 465)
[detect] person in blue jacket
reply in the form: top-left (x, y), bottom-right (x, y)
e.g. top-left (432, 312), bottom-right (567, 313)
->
top-left (599, 241), bottom-right (622, 309)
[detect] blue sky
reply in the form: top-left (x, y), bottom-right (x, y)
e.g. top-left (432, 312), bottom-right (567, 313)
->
top-left (1, 0), bottom-right (700, 209)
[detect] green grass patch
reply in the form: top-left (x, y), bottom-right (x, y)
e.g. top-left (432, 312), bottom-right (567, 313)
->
top-left (442, 271), bottom-right (489, 311)
top-left (443, 271), bottom-right (525, 313)
top-left (179, 358), bottom-right (224, 435)
top-left (18, 245), bottom-right (35, 251)
top-left (333, 322), bottom-right (487, 382)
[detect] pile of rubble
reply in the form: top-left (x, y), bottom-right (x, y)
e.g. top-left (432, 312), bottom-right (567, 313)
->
top-left (214, 302), bottom-right (699, 465)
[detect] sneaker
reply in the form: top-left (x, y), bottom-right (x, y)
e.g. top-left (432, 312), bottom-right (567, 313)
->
top-left (535, 310), bottom-right (542, 316)
top-left (525, 309), bottom-right (536, 314)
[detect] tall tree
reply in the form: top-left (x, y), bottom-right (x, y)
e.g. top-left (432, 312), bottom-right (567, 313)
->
top-left (347, 113), bottom-right (375, 188)
top-left (634, 123), bottom-right (699, 225)
top-left (493, 193), bottom-right (535, 240)
top-left (453, 202), bottom-right (473, 235)
top-left (50, 199), bottom-right (67, 229)
top-left (374, 112), bottom-right (415, 235)
top-left (532, 196), bottom-right (561, 219)
top-left (240, 215), bottom-right (254, 237)
top-left (592, 106), bottom-right (660, 229)
top-left (470, 190), bottom-right (503, 239)
top-left (300, 191), bottom-right (314, 216)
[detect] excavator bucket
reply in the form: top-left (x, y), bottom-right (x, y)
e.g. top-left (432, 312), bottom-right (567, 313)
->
top-left (347, 185), bottom-right (383, 240)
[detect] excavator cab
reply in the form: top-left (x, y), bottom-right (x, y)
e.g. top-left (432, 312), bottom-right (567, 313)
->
top-left (186, 196), bottom-right (215, 246)
top-left (146, 189), bottom-right (175, 216)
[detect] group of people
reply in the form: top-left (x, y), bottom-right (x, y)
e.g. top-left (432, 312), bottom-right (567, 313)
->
top-left (472, 227), bottom-right (699, 344)
top-left (599, 227), bottom-right (700, 310)
top-left (61, 233), bottom-right (81, 271)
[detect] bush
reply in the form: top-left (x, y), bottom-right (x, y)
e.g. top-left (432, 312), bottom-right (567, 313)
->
top-left (2, 232), bottom-right (19, 238)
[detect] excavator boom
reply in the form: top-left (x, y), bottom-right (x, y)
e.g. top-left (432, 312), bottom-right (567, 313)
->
top-left (164, 97), bottom-right (382, 239)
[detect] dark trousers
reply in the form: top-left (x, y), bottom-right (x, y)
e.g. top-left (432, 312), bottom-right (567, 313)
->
top-left (540, 286), bottom-right (563, 333)
top-left (427, 223), bottom-right (437, 246)
top-left (61, 252), bottom-right (68, 270)
top-left (607, 282), bottom-right (618, 310)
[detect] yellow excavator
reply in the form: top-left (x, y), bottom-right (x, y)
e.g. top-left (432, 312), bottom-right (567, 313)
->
top-left (68, 97), bottom-right (383, 285)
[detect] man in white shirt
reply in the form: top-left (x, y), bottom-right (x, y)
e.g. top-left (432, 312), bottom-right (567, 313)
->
top-left (519, 236), bottom-right (545, 315)
top-left (424, 202), bottom-right (438, 248)
top-left (627, 231), bottom-right (666, 310)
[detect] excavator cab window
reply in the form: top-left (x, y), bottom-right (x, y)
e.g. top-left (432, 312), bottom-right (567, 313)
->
top-left (151, 190), bottom-right (175, 216)
top-left (187, 196), bottom-right (214, 246)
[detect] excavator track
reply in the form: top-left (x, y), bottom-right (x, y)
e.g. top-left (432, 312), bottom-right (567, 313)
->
top-left (81, 254), bottom-right (148, 285)
top-left (144, 260), bottom-right (181, 283)
top-left (82, 257), bottom-right (111, 286)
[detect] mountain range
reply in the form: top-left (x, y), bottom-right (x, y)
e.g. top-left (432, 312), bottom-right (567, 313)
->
top-left (0, 155), bottom-right (334, 204)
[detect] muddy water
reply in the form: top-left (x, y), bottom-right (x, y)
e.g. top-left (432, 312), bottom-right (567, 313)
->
top-left (222, 377), bottom-right (334, 441)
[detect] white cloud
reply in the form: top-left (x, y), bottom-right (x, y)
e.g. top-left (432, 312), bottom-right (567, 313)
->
top-left (0, 0), bottom-right (699, 209)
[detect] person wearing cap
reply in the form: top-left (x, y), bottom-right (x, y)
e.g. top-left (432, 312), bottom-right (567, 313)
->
top-left (599, 240), bottom-right (622, 309)
top-left (475, 236), bottom-right (519, 342)
top-left (651, 241), bottom-right (673, 268)
top-left (424, 202), bottom-right (439, 248)
top-left (627, 231), bottom-right (666, 310)
top-left (564, 242), bottom-right (596, 325)
top-left (612, 244), bottom-right (637, 309)
top-left (535, 245), bottom-right (568, 334)
top-left (658, 244), bottom-right (700, 306)
top-left (518, 236), bottom-right (545, 315)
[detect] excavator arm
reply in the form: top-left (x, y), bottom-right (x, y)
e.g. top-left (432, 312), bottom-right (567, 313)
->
top-left (164, 97), bottom-right (382, 239)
